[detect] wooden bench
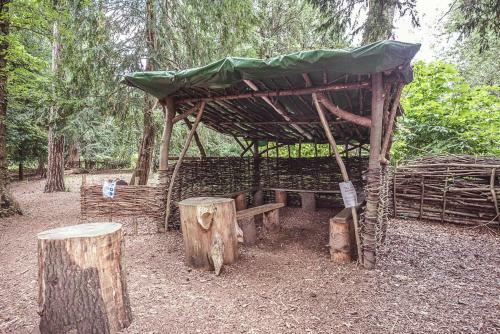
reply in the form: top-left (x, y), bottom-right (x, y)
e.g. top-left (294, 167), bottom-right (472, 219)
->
top-left (264, 187), bottom-right (342, 212)
top-left (236, 202), bottom-right (285, 245)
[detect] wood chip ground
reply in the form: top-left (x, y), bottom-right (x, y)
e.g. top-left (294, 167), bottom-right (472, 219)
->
top-left (0, 174), bottom-right (498, 333)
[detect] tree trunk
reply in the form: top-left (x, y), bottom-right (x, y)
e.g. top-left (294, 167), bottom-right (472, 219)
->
top-left (44, 20), bottom-right (65, 193)
top-left (132, 0), bottom-right (157, 185)
top-left (18, 162), bottom-right (23, 181)
top-left (44, 128), bottom-right (65, 192)
top-left (362, 0), bottom-right (397, 44)
top-left (0, 0), bottom-right (20, 217)
top-left (178, 197), bottom-right (239, 275)
top-left (67, 142), bottom-right (80, 169)
top-left (38, 223), bottom-right (132, 333)
top-left (133, 100), bottom-right (155, 185)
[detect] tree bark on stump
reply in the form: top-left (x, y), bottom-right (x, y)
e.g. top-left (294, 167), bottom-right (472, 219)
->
top-left (37, 223), bottom-right (132, 334)
top-left (275, 190), bottom-right (287, 205)
top-left (300, 192), bottom-right (316, 211)
top-left (178, 197), bottom-right (238, 275)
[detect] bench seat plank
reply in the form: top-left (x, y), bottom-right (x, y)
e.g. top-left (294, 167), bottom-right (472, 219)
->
top-left (236, 203), bottom-right (284, 220)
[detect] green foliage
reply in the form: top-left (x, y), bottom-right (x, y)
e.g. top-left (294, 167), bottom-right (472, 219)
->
top-left (447, 0), bottom-right (499, 52)
top-left (393, 61), bottom-right (500, 161)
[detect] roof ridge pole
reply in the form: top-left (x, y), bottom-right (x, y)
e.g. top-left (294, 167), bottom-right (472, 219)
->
top-left (363, 72), bottom-right (384, 270)
top-left (243, 79), bottom-right (313, 140)
top-left (305, 73), bottom-right (363, 265)
top-left (164, 101), bottom-right (206, 228)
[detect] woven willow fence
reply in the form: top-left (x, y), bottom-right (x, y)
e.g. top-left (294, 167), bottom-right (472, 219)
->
top-left (394, 156), bottom-right (500, 226)
top-left (80, 185), bottom-right (165, 222)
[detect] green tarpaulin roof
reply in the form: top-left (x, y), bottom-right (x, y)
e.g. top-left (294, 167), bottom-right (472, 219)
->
top-left (123, 40), bottom-right (420, 100)
top-left (123, 40), bottom-right (420, 144)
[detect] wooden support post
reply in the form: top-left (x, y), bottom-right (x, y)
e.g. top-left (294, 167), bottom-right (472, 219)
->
top-left (275, 190), bottom-right (287, 205)
top-left (308, 73), bottom-right (363, 265)
top-left (253, 189), bottom-right (264, 225)
top-left (178, 197), bottom-right (238, 275)
top-left (300, 192), bottom-right (316, 211)
top-left (158, 99), bottom-right (175, 185)
top-left (38, 223), bottom-right (132, 334)
top-left (165, 102), bottom-right (206, 226)
top-left (234, 193), bottom-right (247, 211)
top-left (363, 72), bottom-right (384, 269)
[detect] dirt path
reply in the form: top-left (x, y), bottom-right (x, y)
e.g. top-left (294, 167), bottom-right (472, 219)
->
top-left (1, 175), bottom-right (499, 333)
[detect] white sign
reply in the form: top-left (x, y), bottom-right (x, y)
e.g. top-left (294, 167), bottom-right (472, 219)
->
top-left (339, 181), bottom-right (357, 208)
top-left (102, 180), bottom-right (117, 198)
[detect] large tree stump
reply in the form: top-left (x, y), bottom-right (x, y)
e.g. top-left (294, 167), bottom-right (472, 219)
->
top-left (179, 197), bottom-right (239, 275)
top-left (300, 192), bottom-right (316, 211)
top-left (37, 223), bottom-right (132, 334)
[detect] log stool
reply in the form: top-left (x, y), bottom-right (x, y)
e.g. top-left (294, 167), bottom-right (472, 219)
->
top-left (37, 223), bottom-right (132, 334)
top-left (330, 208), bottom-right (358, 263)
top-left (178, 197), bottom-right (239, 275)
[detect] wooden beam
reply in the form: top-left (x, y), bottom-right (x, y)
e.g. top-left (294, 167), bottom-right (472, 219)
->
top-left (244, 80), bottom-right (313, 140)
top-left (172, 104), bottom-right (199, 123)
top-left (240, 140), bottom-right (254, 157)
top-left (380, 83), bottom-right (404, 164)
top-left (183, 118), bottom-right (206, 158)
top-left (363, 72), bottom-right (384, 269)
top-left (219, 120), bottom-right (347, 126)
top-left (316, 94), bottom-right (372, 128)
top-left (165, 102), bottom-right (206, 226)
top-left (176, 80), bottom-right (371, 104)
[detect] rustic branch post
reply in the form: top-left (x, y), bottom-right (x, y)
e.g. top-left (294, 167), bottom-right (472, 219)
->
top-left (306, 73), bottom-right (363, 263)
top-left (164, 102), bottom-right (206, 226)
top-left (363, 72), bottom-right (384, 269)
top-left (38, 223), bottom-right (132, 333)
top-left (158, 98), bottom-right (176, 231)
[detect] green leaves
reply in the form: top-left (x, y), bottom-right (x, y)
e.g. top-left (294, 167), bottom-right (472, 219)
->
top-left (393, 61), bottom-right (500, 161)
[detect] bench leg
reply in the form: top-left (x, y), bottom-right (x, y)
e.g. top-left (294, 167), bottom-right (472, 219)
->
top-left (239, 218), bottom-right (257, 245)
top-left (234, 193), bottom-right (247, 211)
top-left (300, 192), bottom-right (316, 211)
top-left (263, 209), bottom-right (279, 232)
top-left (275, 190), bottom-right (287, 205)
top-left (253, 190), bottom-right (264, 225)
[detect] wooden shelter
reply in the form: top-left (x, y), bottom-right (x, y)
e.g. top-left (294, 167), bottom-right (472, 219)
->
top-left (123, 40), bottom-right (421, 269)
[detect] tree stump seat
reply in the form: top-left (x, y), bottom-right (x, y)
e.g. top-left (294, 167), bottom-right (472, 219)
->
top-left (37, 222), bottom-right (132, 334)
top-left (329, 206), bottom-right (361, 263)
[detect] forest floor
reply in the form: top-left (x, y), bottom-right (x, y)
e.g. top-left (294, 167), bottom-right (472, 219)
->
top-left (0, 173), bottom-right (499, 334)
